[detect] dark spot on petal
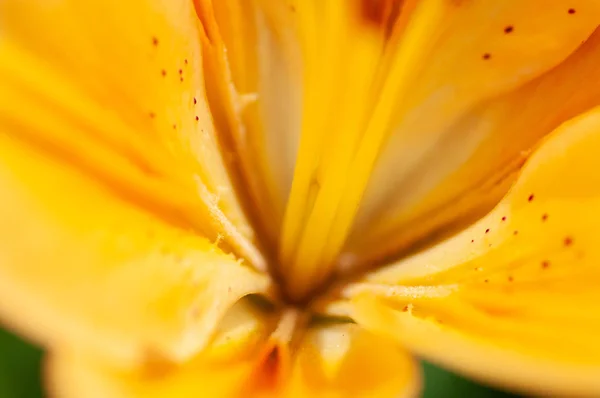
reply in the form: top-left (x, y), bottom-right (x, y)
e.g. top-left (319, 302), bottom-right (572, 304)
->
top-left (172, 124), bottom-right (177, 130)
top-left (564, 236), bottom-right (573, 246)
top-left (360, 0), bottom-right (387, 26)
top-left (541, 260), bottom-right (550, 269)
top-left (178, 69), bottom-right (183, 75)
top-left (266, 345), bottom-right (280, 365)
top-left (471, 239), bottom-right (475, 243)
top-left (402, 305), bottom-right (409, 312)
top-left (149, 112), bottom-right (156, 119)
top-left (528, 194), bottom-right (535, 202)
top-left (482, 53), bottom-right (491, 60)
top-left (485, 228), bottom-right (490, 234)
top-left (180, 77), bottom-right (184, 82)
top-left (513, 230), bottom-right (519, 235)
top-left (195, 116), bottom-right (199, 121)
top-left (184, 59), bottom-right (188, 65)
top-left (501, 216), bottom-right (507, 221)
top-left (484, 279), bottom-right (489, 283)
top-left (504, 25), bottom-right (514, 34)
top-left (255, 345), bottom-right (282, 390)
top-left (161, 69), bottom-right (167, 77)
top-left (508, 276), bottom-right (514, 282)
top-left (541, 213), bottom-right (548, 221)
top-left (152, 37), bottom-right (159, 46)
top-left (193, 97), bottom-right (197, 105)
top-left (358, 0), bottom-right (402, 38)
top-left (359, 0), bottom-right (392, 29)
top-left (568, 8), bottom-right (576, 14)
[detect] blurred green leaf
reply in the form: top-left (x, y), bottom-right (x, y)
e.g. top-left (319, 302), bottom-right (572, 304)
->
top-left (0, 327), bottom-right (44, 398)
top-left (421, 361), bottom-right (523, 398)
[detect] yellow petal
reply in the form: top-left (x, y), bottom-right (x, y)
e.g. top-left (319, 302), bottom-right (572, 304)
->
top-left (344, 106), bottom-right (600, 396)
top-left (47, 351), bottom-right (255, 398)
top-left (47, 321), bottom-right (419, 398)
top-left (345, 5), bottom-right (600, 268)
top-left (0, 111), bottom-right (270, 365)
top-left (46, 297), bottom-right (274, 398)
top-left (285, 323), bottom-right (420, 398)
top-left (0, 0), bottom-right (265, 268)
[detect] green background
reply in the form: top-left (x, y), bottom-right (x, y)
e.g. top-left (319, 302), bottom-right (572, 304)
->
top-left (0, 326), bottom-right (522, 398)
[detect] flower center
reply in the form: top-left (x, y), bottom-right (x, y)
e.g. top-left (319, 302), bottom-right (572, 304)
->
top-left (201, 0), bottom-right (433, 304)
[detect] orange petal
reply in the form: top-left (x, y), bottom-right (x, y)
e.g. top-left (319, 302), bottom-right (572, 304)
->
top-left (345, 3), bottom-right (600, 269)
top-left (345, 106), bottom-right (600, 396)
top-left (242, 1), bottom-right (600, 299)
top-left (0, 119), bottom-right (270, 365)
top-left (0, 0), bottom-right (265, 268)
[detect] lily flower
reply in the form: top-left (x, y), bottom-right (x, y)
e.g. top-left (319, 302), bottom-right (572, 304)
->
top-left (1, 0), bottom-right (600, 396)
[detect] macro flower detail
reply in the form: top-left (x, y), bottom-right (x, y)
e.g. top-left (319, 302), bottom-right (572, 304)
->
top-left (1, 0), bottom-right (600, 397)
